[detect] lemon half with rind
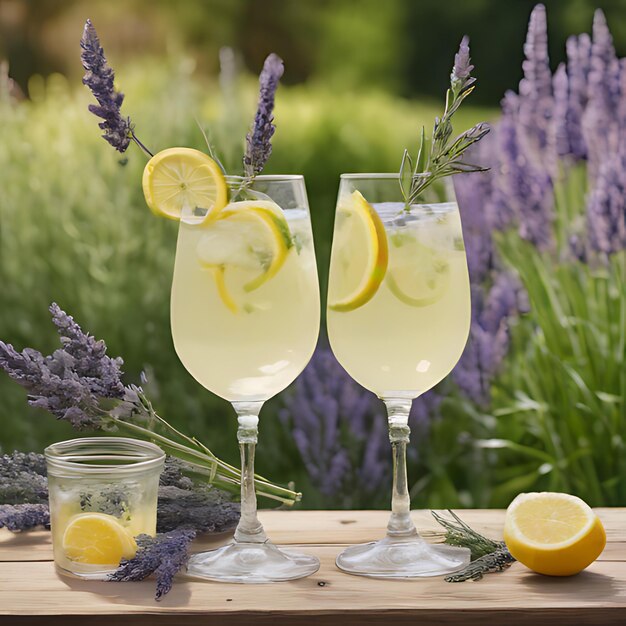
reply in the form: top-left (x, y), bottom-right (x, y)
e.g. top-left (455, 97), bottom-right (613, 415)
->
top-left (62, 512), bottom-right (137, 565)
top-left (142, 147), bottom-right (227, 222)
top-left (504, 492), bottom-right (606, 576)
top-left (328, 191), bottom-right (388, 312)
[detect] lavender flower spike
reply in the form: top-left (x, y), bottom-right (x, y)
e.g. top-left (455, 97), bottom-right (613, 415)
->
top-left (243, 53), bottom-right (284, 177)
top-left (451, 35), bottom-right (475, 93)
top-left (80, 19), bottom-right (133, 152)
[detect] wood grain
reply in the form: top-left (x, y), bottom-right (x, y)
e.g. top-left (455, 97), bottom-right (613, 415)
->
top-left (0, 509), bottom-right (624, 625)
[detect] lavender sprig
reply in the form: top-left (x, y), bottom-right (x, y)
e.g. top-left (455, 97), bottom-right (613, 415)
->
top-left (430, 510), bottom-right (515, 582)
top-left (0, 504), bottom-right (50, 532)
top-left (80, 19), bottom-right (152, 157)
top-left (243, 53), bottom-right (284, 179)
top-left (108, 528), bottom-right (196, 600)
top-left (400, 36), bottom-right (490, 207)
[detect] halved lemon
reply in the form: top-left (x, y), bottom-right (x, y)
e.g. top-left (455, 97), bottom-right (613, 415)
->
top-left (328, 191), bottom-right (388, 312)
top-left (504, 492), bottom-right (606, 576)
top-left (196, 200), bottom-right (292, 312)
top-left (62, 512), bottom-right (137, 565)
top-left (386, 239), bottom-right (450, 307)
top-left (142, 147), bottom-right (227, 221)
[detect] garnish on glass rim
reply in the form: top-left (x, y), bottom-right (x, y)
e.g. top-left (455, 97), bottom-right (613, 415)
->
top-left (399, 36), bottom-right (490, 209)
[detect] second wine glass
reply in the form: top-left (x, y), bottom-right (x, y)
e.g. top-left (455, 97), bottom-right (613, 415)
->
top-left (327, 173), bottom-right (472, 578)
top-left (171, 174), bottom-right (320, 583)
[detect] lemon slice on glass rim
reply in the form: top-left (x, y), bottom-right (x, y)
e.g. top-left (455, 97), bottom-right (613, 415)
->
top-left (196, 200), bottom-right (293, 313)
top-left (62, 512), bottom-right (137, 565)
top-left (142, 147), bottom-right (227, 222)
top-left (328, 190), bottom-right (388, 312)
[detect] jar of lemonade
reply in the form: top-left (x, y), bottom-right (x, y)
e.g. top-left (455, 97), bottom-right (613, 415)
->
top-left (45, 437), bottom-right (165, 578)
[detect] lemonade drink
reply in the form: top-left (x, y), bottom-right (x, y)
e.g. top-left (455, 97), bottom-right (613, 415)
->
top-left (328, 197), bottom-right (470, 397)
top-left (171, 203), bottom-right (320, 402)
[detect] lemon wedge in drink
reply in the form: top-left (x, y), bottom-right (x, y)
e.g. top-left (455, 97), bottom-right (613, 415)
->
top-left (386, 239), bottom-right (450, 307)
top-left (196, 201), bottom-right (292, 312)
top-left (142, 147), bottom-right (227, 222)
top-left (62, 513), bottom-right (137, 565)
top-left (328, 191), bottom-right (388, 312)
top-left (504, 492), bottom-right (606, 576)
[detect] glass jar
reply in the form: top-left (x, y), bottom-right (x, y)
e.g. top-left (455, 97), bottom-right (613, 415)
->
top-left (45, 437), bottom-right (165, 578)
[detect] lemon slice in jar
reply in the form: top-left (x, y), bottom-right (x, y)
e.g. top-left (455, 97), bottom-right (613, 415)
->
top-left (62, 513), bottom-right (137, 565)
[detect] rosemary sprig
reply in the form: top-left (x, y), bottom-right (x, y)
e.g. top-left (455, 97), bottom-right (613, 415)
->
top-left (430, 509), bottom-right (516, 582)
top-left (400, 36), bottom-right (490, 209)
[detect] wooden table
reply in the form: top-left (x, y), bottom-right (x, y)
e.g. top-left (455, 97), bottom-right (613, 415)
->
top-left (1, 509), bottom-right (624, 625)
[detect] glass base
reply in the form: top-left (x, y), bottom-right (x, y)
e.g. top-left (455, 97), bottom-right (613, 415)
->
top-left (336, 534), bottom-right (471, 578)
top-left (186, 540), bottom-right (320, 583)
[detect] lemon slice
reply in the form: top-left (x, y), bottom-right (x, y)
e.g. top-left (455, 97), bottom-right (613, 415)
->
top-left (196, 200), bottom-right (292, 312)
top-left (142, 147), bottom-right (227, 222)
top-left (62, 512), bottom-right (137, 565)
top-left (328, 191), bottom-right (388, 312)
top-left (386, 239), bottom-right (450, 307)
top-left (504, 492), bottom-right (606, 576)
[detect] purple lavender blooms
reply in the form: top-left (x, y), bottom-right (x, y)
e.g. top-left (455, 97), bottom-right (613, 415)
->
top-left (453, 3), bottom-right (626, 403)
top-left (0, 504), bottom-right (50, 531)
top-left (0, 303), bottom-right (125, 429)
top-left (81, 20), bottom-right (133, 153)
top-left (280, 348), bottom-right (389, 503)
top-left (517, 4), bottom-right (553, 160)
top-left (587, 152), bottom-right (626, 255)
top-left (109, 528), bottom-right (196, 600)
top-left (280, 347), bottom-right (443, 505)
top-left (243, 53), bottom-right (284, 178)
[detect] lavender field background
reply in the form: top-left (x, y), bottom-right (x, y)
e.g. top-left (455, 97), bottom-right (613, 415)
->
top-left (0, 0), bottom-right (624, 509)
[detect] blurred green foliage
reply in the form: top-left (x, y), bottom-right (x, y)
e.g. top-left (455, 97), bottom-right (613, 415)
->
top-left (0, 57), bottom-right (490, 500)
top-left (4, 0), bottom-right (626, 105)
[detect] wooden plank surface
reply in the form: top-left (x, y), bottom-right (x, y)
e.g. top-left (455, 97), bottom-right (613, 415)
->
top-left (0, 509), bottom-right (624, 625)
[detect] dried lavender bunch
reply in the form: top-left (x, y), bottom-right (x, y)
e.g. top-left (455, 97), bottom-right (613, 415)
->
top-left (0, 504), bottom-right (50, 531)
top-left (0, 302), bottom-right (125, 429)
top-left (243, 53), bottom-right (284, 178)
top-left (157, 458), bottom-right (239, 534)
top-left (81, 19), bottom-right (152, 156)
top-left (0, 452), bottom-right (48, 504)
top-left (109, 528), bottom-right (196, 600)
top-left (430, 510), bottom-right (515, 582)
top-left (0, 304), bottom-right (299, 506)
top-left (400, 36), bottom-right (490, 207)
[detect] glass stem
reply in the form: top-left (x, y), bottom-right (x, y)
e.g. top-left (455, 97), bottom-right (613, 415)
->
top-left (384, 398), bottom-right (418, 538)
top-left (232, 401), bottom-right (267, 544)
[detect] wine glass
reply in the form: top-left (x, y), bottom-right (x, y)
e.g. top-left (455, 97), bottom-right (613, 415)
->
top-left (326, 173), bottom-right (472, 577)
top-left (171, 175), bottom-right (320, 582)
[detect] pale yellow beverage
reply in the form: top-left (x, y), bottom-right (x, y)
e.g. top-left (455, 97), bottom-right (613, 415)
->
top-left (327, 198), bottom-right (470, 397)
top-left (171, 204), bottom-right (320, 402)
